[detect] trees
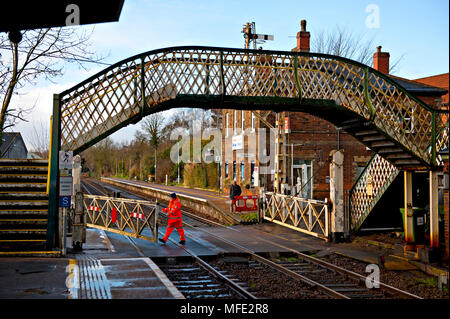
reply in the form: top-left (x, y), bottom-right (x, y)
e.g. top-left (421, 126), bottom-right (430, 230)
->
top-left (26, 119), bottom-right (50, 158)
top-left (312, 26), bottom-right (403, 73)
top-left (141, 113), bottom-right (166, 182)
top-left (0, 27), bottom-right (103, 148)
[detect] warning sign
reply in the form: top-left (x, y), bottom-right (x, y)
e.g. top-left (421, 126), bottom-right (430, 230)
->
top-left (59, 151), bottom-right (73, 169)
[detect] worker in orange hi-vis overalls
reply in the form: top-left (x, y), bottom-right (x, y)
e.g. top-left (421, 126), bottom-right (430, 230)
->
top-left (159, 193), bottom-right (186, 245)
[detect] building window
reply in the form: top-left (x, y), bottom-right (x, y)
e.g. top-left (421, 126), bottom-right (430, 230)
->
top-left (251, 112), bottom-right (255, 131)
top-left (225, 163), bottom-right (229, 178)
top-left (233, 161), bottom-right (236, 180)
top-left (241, 110), bottom-right (245, 131)
top-left (251, 161), bottom-right (255, 185)
top-left (292, 159), bottom-right (313, 199)
top-left (225, 113), bottom-right (229, 137)
top-left (240, 162), bottom-right (245, 181)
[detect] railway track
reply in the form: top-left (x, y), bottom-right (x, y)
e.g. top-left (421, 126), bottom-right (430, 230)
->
top-left (81, 178), bottom-right (256, 299)
top-left (81, 178), bottom-right (422, 300)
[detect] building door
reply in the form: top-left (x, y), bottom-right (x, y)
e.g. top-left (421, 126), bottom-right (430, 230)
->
top-left (292, 159), bottom-right (312, 198)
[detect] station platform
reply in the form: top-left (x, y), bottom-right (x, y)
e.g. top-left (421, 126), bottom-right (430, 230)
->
top-left (100, 177), bottom-right (254, 225)
top-left (105, 178), bottom-right (233, 214)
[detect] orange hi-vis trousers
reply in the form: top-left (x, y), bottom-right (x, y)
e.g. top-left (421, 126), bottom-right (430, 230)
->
top-left (162, 198), bottom-right (185, 242)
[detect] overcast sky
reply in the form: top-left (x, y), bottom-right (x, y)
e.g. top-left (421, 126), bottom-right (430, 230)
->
top-left (6, 0), bottom-right (449, 151)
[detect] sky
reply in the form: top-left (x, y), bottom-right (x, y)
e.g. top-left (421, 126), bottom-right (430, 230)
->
top-left (5, 0), bottom-right (449, 150)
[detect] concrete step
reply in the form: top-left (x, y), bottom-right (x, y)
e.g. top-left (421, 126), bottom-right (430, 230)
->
top-left (0, 193), bottom-right (48, 200)
top-left (361, 135), bottom-right (387, 142)
top-left (385, 153), bottom-right (413, 160)
top-left (0, 229), bottom-right (47, 240)
top-left (0, 159), bottom-right (48, 167)
top-left (0, 175), bottom-right (48, 183)
top-left (0, 219), bottom-right (47, 229)
top-left (0, 182), bottom-right (47, 192)
top-left (354, 130), bottom-right (379, 137)
top-left (393, 159), bottom-right (422, 166)
top-left (378, 147), bottom-right (404, 154)
top-left (0, 201), bottom-right (48, 211)
top-left (0, 239), bottom-right (47, 252)
top-left (370, 140), bottom-right (395, 148)
top-left (0, 166), bottom-right (48, 174)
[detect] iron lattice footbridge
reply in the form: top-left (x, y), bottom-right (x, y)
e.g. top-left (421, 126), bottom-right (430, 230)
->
top-left (46, 46), bottom-right (448, 246)
top-left (55, 46), bottom-right (447, 169)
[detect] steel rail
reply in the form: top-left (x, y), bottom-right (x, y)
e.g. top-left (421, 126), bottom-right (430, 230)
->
top-left (165, 235), bottom-right (258, 300)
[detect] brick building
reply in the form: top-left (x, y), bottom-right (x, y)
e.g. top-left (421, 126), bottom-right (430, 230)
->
top-left (221, 21), bottom-right (447, 205)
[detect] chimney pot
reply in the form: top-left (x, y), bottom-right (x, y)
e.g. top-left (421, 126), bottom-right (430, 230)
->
top-left (373, 46), bottom-right (390, 74)
top-left (295, 19), bottom-right (310, 52)
top-left (301, 20), bottom-right (307, 32)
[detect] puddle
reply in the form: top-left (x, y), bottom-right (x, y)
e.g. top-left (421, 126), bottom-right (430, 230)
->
top-left (17, 265), bottom-right (57, 275)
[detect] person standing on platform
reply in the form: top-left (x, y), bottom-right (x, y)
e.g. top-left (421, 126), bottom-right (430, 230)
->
top-left (159, 193), bottom-right (186, 245)
top-left (229, 180), bottom-right (242, 212)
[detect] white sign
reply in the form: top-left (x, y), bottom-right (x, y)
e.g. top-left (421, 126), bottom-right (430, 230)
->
top-left (59, 176), bottom-right (73, 196)
top-left (232, 134), bottom-right (244, 150)
top-left (237, 153), bottom-right (255, 158)
top-left (253, 166), bottom-right (259, 187)
top-left (59, 151), bottom-right (73, 169)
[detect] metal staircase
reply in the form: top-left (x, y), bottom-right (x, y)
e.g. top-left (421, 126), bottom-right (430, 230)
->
top-left (0, 159), bottom-right (58, 256)
top-left (348, 154), bottom-right (400, 232)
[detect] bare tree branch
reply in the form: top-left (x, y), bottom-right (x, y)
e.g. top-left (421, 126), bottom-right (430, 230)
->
top-left (0, 27), bottom-right (106, 149)
top-left (311, 25), bottom-right (404, 74)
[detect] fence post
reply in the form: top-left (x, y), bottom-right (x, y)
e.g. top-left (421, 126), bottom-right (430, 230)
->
top-left (330, 150), bottom-right (344, 243)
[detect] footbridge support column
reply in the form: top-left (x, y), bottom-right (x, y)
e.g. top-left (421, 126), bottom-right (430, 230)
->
top-left (403, 171), bottom-right (414, 247)
top-left (330, 150), bottom-right (344, 242)
top-left (429, 170), bottom-right (439, 249)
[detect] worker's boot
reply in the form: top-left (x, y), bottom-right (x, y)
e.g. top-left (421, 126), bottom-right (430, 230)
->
top-left (179, 240), bottom-right (185, 245)
top-left (159, 238), bottom-right (166, 244)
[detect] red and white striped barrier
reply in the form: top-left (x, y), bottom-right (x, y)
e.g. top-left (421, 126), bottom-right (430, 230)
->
top-left (88, 206), bottom-right (100, 211)
top-left (131, 212), bottom-right (145, 219)
top-left (232, 195), bottom-right (258, 212)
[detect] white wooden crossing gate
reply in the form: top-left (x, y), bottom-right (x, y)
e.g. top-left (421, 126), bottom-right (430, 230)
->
top-left (261, 192), bottom-right (329, 240)
top-left (83, 195), bottom-right (158, 242)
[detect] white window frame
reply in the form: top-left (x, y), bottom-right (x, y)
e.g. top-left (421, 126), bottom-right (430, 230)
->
top-left (251, 112), bottom-right (255, 132)
top-left (225, 113), bottom-right (229, 137)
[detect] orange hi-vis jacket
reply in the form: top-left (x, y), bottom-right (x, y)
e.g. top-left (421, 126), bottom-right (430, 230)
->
top-left (164, 198), bottom-right (182, 226)
top-left (162, 198), bottom-right (185, 242)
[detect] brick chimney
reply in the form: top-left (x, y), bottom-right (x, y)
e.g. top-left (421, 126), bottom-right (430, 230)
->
top-left (294, 20), bottom-right (310, 52)
top-left (373, 46), bottom-right (390, 74)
